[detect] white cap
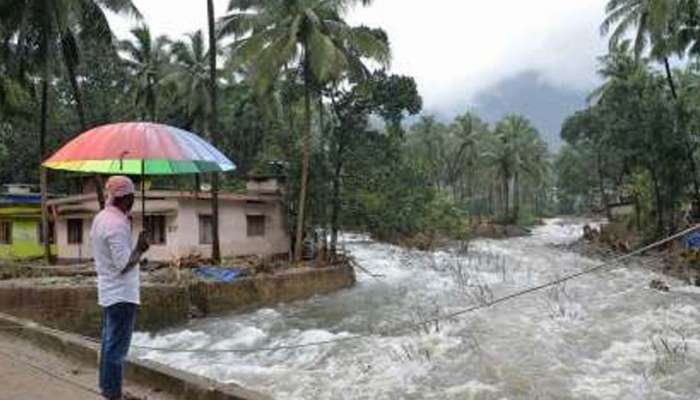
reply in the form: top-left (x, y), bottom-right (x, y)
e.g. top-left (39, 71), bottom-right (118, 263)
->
top-left (105, 175), bottom-right (135, 205)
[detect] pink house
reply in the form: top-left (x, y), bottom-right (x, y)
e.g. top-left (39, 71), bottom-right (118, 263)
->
top-left (47, 177), bottom-right (290, 263)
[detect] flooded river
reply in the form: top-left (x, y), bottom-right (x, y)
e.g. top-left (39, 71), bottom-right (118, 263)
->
top-left (132, 219), bottom-right (700, 399)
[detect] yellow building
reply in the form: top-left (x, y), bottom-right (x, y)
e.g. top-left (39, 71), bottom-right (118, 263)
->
top-left (0, 185), bottom-right (56, 261)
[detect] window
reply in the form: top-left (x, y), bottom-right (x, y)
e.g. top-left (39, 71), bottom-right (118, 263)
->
top-left (144, 215), bottom-right (166, 245)
top-left (247, 215), bottom-right (265, 237)
top-left (37, 221), bottom-right (55, 245)
top-left (0, 221), bottom-right (11, 244)
top-left (67, 219), bottom-right (83, 244)
top-left (199, 215), bottom-right (212, 244)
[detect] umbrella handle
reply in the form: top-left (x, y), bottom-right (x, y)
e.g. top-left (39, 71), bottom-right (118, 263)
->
top-left (141, 159), bottom-right (146, 233)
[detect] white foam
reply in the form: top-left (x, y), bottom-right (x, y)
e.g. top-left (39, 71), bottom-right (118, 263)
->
top-left (133, 219), bottom-right (700, 399)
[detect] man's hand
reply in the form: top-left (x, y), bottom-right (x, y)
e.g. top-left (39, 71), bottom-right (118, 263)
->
top-left (136, 230), bottom-right (150, 253)
top-left (121, 232), bottom-right (149, 275)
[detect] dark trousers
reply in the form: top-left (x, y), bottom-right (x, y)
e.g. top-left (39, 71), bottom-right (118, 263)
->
top-left (99, 302), bottom-right (137, 399)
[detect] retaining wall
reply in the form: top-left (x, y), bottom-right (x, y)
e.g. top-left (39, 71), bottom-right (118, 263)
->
top-left (0, 283), bottom-right (189, 337)
top-left (0, 264), bottom-right (356, 336)
top-left (190, 264), bottom-right (356, 314)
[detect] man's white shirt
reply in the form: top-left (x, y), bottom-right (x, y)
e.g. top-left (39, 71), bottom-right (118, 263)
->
top-left (91, 206), bottom-right (140, 307)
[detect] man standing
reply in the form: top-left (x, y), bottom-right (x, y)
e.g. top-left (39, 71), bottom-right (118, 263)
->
top-left (91, 176), bottom-right (149, 400)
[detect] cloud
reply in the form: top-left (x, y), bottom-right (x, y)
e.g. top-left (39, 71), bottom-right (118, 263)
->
top-left (348, 0), bottom-right (609, 113)
top-left (110, 0), bottom-right (610, 115)
top-left (110, 0), bottom-right (231, 40)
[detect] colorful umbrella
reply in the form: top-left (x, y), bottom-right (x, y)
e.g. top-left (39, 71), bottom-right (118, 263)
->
top-left (43, 122), bottom-right (235, 175)
top-left (43, 122), bottom-right (235, 219)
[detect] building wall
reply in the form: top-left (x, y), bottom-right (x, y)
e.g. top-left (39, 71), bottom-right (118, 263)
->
top-left (174, 198), bottom-right (290, 259)
top-left (0, 218), bottom-right (56, 260)
top-left (55, 198), bottom-right (290, 263)
top-left (55, 216), bottom-right (94, 262)
top-left (55, 214), bottom-right (180, 262)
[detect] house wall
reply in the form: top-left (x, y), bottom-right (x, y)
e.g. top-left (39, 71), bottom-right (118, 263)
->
top-left (55, 216), bottom-right (94, 262)
top-left (0, 218), bottom-right (55, 260)
top-left (55, 214), bottom-right (180, 263)
top-left (175, 198), bottom-right (290, 259)
top-left (55, 197), bottom-right (290, 263)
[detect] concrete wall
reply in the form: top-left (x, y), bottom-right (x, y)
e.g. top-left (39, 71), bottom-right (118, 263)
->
top-left (190, 264), bottom-right (356, 315)
top-left (0, 264), bottom-right (354, 336)
top-left (0, 283), bottom-right (189, 337)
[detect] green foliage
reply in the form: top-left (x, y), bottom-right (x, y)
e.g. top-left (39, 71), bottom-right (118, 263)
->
top-left (0, 1), bottom-right (560, 252)
top-left (559, 31), bottom-right (700, 235)
top-left (119, 25), bottom-right (171, 121)
top-left (554, 144), bottom-right (598, 214)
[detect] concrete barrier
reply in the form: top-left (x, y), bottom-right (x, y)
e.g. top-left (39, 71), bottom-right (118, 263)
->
top-left (0, 312), bottom-right (270, 400)
top-left (0, 264), bottom-right (355, 336)
top-left (0, 282), bottom-right (189, 337)
top-left (190, 264), bottom-right (356, 315)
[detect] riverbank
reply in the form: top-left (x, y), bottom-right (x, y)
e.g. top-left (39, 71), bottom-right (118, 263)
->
top-left (553, 222), bottom-right (700, 287)
top-left (381, 221), bottom-right (535, 251)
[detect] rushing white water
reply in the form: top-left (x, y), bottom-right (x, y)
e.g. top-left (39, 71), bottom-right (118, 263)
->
top-left (132, 219), bottom-right (700, 399)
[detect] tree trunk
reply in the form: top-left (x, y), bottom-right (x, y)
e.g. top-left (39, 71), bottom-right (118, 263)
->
top-left (663, 57), bottom-right (700, 197)
top-left (40, 78), bottom-right (51, 264)
top-left (596, 150), bottom-right (612, 220)
top-left (502, 176), bottom-right (509, 220)
top-left (294, 61), bottom-right (313, 262)
top-left (663, 57), bottom-right (678, 100)
top-left (66, 62), bottom-right (105, 209)
top-left (513, 170), bottom-right (520, 223)
top-left (207, 0), bottom-right (221, 263)
top-left (330, 132), bottom-right (345, 255)
top-left (634, 194), bottom-right (641, 231)
top-left (650, 167), bottom-right (664, 236)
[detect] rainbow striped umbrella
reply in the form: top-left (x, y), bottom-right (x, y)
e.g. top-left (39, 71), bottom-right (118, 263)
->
top-left (43, 122), bottom-right (235, 175)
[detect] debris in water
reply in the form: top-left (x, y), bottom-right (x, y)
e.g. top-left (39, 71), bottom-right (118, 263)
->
top-left (649, 279), bottom-right (670, 292)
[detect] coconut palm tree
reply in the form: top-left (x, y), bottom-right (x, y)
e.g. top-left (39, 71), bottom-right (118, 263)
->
top-left (163, 31), bottom-right (215, 133)
top-left (447, 112), bottom-right (487, 202)
top-left (0, 0), bottom-right (140, 263)
top-left (219, 0), bottom-right (390, 261)
top-left (207, 0), bottom-right (221, 262)
top-left (602, 0), bottom-right (700, 197)
top-left (119, 26), bottom-right (171, 121)
top-left (487, 115), bottom-right (543, 223)
top-left (601, 0), bottom-right (681, 97)
top-left (162, 27), bottom-right (224, 261)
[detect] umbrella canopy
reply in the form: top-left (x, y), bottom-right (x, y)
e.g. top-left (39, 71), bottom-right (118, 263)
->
top-left (43, 122), bottom-right (235, 175)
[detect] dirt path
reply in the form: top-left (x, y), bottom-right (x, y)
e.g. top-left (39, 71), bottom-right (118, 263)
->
top-left (0, 332), bottom-right (175, 400)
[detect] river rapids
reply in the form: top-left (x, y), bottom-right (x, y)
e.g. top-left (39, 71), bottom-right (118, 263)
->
top-left (132, 219), bottom-right (700, 399)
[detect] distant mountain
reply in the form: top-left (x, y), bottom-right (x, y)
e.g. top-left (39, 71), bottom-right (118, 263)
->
top-left (471, 71), bottom-right (588, 150)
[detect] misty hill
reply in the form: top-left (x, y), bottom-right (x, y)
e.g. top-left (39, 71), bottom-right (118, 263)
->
top-left (470, 71), bottom-right (588, 151)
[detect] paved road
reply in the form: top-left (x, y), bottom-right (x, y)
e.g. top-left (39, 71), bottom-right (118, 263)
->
top-left (0, 332), bottom-right (173, 400)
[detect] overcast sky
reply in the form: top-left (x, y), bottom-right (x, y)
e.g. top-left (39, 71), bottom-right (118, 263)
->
top-left (110, 0), bottom-right (609, 116)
